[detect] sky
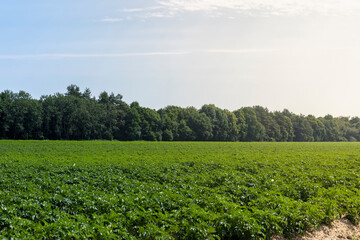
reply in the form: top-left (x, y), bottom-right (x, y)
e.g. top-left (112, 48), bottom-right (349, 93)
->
top-left (1, 0), bottom-right (360, 117)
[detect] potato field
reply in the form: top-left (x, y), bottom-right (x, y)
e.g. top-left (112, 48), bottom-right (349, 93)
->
top-left (0, 141), bottom-right (360, 239)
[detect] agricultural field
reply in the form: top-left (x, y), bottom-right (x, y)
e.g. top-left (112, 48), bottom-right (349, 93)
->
top-left (0, 141), bottom-right (360, 239)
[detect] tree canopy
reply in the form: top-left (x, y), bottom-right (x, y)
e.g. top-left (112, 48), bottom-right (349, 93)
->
top-left (0, 85), bottom-right (358, 142)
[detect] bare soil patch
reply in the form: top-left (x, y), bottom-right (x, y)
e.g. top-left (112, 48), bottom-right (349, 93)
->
top-left (273, 219), bottom-right (360, 240)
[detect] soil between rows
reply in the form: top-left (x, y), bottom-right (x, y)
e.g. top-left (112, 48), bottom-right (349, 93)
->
top-left (273, 219), bottom-right (360, 240)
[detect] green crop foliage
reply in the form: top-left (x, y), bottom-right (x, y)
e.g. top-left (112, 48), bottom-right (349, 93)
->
top-left (0, 141), bottom-right (360, 239)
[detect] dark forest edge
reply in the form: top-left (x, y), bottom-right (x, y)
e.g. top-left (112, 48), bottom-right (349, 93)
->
top-left (0, 84), bottom-right (358, 142)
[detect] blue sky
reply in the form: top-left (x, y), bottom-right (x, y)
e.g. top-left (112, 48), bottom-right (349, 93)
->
top-left (2, 0), bottom-right (360, 116)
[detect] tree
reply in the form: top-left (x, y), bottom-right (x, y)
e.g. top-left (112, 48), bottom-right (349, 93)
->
top-left (241, 107), bottom-right (265, 141)
top-left (253, 106), bottom-right (281, 141)
top-left (82, 88), bottom-right (92, 99)
top-left (137, 107), bottom-right (161, 141)
top-left (124, 103), bottom-right (141, 140)
top-left (2, 84), bottom-right (360, 143)
top-left (200, 104), bottom-right (237, 141)
top-left (273, 111), bottom-right (294, 142)
top-left (319, 115), bottom-right (340, 141)
top-left (306, 115), bottom-right (326, 142)
top-left (66, 84), bottom-right (82, 98)
top-left (183, 107), bottom-right (212, 141)
top-left (41, 94), bottom-right (64, 139)
top-left (291, 115), bottom-right (313, 142)
top-left (97, 91), bottom-right (129, 140)
top-left (233, 109), bottom-right (247, 141)
top-left (178, 120), bottom-right (195, 141)
top-left (158, 106), bottom-right (184, 141)
top-left (0, 91), bottom-right (43, 139)
top-left (335, 117), bottom-right (357, 141)
top-left (0, 90), bottom-right (14, 138)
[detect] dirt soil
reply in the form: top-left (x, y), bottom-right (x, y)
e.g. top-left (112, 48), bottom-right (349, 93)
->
top-left (273, 219), bottom-right (360, 240)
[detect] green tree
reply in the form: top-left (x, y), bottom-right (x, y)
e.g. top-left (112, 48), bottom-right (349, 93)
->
top-left (178, 119), bottom-right (195, 141)
top-left (41, 94), bottom-right (63, 139)
top-left (306, 115), bottom-right (326, 142)
top-left (291, 115), bottom-right (314, 142)
top-left (241, 107), bottom-right (265, 141)
top-left (66, 84), bottom-right (82, 98)
top-left (253, 106), bottom-right (281, 141)
top-left (1, 91), bottom-right (43, 139)
top-left (97, 91), bottom-right (128, 140)
top-left (158, 106), bottom-right (183, 140)
top-left (273, 111), bottom-right (294, 141)
top-left (200, 104), bottom-right (237, 141)
top-left (124, 103), bottom-right (141, 140)
top-left (233, 109), bottom-right (247, 141)
top-left (183, 107), bottom-right (212, 141)
top-left (319, 115), bottom-right (340, 141)
top-left (137, 106), bottom-right (162, 141)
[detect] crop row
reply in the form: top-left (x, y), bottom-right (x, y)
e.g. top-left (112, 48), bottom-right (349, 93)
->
top-left (0, 141), bottom-right (359, 239)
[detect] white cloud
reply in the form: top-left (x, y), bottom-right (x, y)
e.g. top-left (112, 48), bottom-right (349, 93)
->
top-left (121, 8), bottom-right (148, 13)
top-left (201, 49), bottom-right (277, 54)
top-left (0, 49), bottom-right (283, 60)
top-left (99, 17), bottom-right (124, 22)
top-left (120, 6), bottom-right (165, 13)
top-left (101, 6), bottom-right (172, 22)
top-left (0, 51), bottom-right (192, 60)
top-left (154, 0), bottom-right (360, 17)
top-left (142, 11), bottom-right (176, 18)
top-left (100, 0), bottom-right (360, 22)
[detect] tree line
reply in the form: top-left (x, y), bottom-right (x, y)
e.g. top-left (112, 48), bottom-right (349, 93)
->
top-left (0, 84), bottom-right (360, 142)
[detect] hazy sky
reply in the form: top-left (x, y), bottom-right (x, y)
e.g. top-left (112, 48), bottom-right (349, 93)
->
top-left (1, 0), bottom-right (360, 116)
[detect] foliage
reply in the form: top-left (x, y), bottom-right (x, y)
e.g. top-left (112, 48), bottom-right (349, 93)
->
top-left (0, 141), bottom-right (360, 239)
top-left (1, 85), bottom-right (360, 142)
